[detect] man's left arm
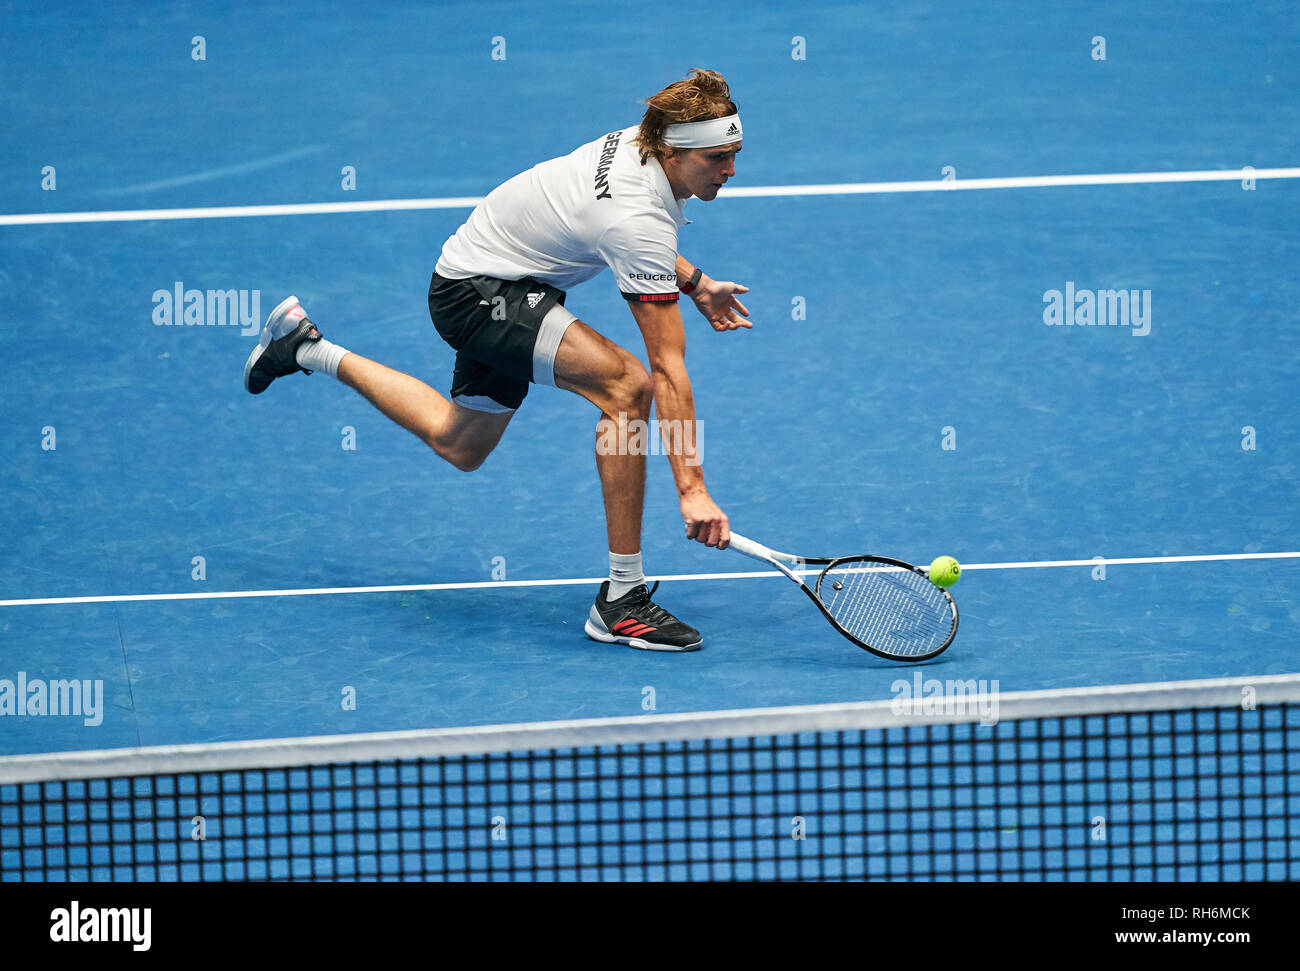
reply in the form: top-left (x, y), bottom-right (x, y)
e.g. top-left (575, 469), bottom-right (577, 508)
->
top-left (676, 254), bottom-right (751, 331)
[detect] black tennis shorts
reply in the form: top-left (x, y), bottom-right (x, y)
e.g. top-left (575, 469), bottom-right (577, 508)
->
top-left (427, 272), bottom-right (568, 412)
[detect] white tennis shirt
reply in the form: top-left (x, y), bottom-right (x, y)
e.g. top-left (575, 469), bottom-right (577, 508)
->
top-left (436, 126), bottom-right (688, 302)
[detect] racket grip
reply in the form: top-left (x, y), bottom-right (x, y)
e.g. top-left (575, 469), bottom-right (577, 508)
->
top-left (726, 532), bottom-right (773, 562)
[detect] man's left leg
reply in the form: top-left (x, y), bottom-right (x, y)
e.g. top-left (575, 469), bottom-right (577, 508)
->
top-left (336, 353), bottom-right (513, 472)
top-left (244, 295), bottom-right (513, 471)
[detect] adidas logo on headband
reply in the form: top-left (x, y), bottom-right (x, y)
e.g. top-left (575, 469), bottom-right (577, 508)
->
top-left (662, 114), bottom-right (743, 148)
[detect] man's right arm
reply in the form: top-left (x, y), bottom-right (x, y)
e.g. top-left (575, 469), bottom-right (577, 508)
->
top-left (626, 297), bottom-right (730, 549)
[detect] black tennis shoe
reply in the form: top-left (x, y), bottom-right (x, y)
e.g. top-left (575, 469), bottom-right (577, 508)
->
top-left (243, 295), bottom-right (322, 394)
top-left (584, 581), bottom-right (702, 652)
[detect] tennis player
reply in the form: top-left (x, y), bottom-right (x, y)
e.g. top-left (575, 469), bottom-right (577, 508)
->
top-left (244, 69), bottom-right (748, 652)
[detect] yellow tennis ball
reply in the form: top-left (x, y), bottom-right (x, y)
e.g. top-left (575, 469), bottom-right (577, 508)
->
top-left (928, 555), bottom-right (961, 587)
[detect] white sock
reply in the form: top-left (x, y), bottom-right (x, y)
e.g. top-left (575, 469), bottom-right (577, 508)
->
top-left (606, 551), bottom-right (644, 601)
top-left (295, 338), bottom-right (349, 379)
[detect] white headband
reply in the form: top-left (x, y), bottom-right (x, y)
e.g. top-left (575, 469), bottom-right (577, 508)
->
top-left (662, 114), bottom-right (743, 148)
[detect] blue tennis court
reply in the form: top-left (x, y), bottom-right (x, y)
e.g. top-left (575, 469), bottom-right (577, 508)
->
top-left (1, 0), bottom-right (1297, 833)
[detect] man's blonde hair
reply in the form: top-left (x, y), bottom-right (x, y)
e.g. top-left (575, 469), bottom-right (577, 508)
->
top-left (635, 69), bottom-right (738, 162)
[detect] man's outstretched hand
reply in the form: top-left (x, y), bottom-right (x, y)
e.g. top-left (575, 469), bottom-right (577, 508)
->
top-left (682, 490), bottom-right (731, 549)
top-left (691, 276), bottom-right (751, 331)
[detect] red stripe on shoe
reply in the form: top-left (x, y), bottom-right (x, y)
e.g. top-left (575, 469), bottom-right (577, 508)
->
top-left (612, 618), bottom-right (642, 633)
top-left (623, 624), bottom-right (657, 637)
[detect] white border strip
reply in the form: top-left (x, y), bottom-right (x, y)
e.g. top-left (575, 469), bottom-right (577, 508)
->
top-left (3, 167), bottom-right (1296, 226)
top-left (2, 550), bottom-right (1296, 608)
top-left (1, 673), bottom-right (1296, 784)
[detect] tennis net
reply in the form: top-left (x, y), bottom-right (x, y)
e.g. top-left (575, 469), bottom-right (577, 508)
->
top-left (2, 674), bottom-right (1297, 881)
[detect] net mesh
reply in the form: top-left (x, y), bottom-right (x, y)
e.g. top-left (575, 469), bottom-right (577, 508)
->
top-left (2, 686), bottom-right (1297, 881)
top-left (818, 560), bottom-right (955, 658)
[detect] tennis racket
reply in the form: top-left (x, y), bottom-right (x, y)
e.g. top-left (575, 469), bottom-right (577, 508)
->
top-left (727, 532), bottom-right (958, 661)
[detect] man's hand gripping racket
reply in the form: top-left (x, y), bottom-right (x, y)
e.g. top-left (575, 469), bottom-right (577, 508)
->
top-left (726, 532), bottom-right (959, 662)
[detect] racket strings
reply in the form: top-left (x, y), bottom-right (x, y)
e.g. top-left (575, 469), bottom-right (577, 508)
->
top-left (818, 561), bottom-right (952, 657)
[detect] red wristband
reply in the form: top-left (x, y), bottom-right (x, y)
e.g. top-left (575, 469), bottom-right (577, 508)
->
top-left (679, 267), bottom-right (702, 295)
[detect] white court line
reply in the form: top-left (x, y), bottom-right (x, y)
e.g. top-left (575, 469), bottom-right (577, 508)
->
top-left (1, 550), bottom-right (1296, 608)
top-left (2, 167), bottom-right (1297, 226)
top-left (721, 167), bottom-right (1300, 198)
top-left (0, 196), bottom-right (486, 226)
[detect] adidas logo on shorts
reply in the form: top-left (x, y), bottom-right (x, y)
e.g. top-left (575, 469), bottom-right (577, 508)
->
top-left (526, 292), bottom-right (543, 309)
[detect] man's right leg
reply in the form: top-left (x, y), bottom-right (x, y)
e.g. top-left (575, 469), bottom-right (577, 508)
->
top-left (553, 321), bottom-right (652, 557)
top-left (553, 320), bottom-right (702, 652)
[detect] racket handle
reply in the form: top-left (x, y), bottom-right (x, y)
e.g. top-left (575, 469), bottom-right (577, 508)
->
top-left (727, 532), bottom-right (774, 562)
